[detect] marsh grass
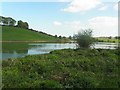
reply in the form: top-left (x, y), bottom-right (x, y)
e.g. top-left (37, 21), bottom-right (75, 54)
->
top-left (2, 49), bottom-right (119, 88)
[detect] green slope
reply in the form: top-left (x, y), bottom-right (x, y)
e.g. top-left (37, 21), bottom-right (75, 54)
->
top-left (2, 26), bottom-right (68, 42)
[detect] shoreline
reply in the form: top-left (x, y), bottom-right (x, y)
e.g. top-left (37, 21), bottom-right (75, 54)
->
top-left (1, 41), bottom-right (73, 43)
top-left (1, 41), bottom-right (48, 43)
top-left (0, 41), bottom-right (119, 44)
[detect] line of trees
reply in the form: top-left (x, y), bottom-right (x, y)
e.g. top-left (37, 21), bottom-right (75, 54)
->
top-left (0, 16), bottom-right (29, 29)
top-left (97, 36), bottom-right (120, 39)
top-left (114, 36), bottom-right (120, 39)
top-left (0, 16), bottom-right (16, 26)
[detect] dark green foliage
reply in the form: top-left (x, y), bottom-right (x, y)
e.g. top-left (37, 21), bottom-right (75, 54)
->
top-left (69, 36), bottom-right (72, 39)
top-left (2, 49), bottom-right (119, 88)
top-left (17, 20), bottom-right (29, 29)
top-left (74, 29), bottom-right (94, 48)
top-left (64, 72), bottom-right (97, 88)
top-left (54, 35), bottom-right (57, 38)
top-left (59, 36), bottom-right (62, 39)
top-left (17, 20), bottom-right (22, 28)
top-left (7, 17), bottom-right (16, 26)
top-left (0, 16), bottom-right (16, 26)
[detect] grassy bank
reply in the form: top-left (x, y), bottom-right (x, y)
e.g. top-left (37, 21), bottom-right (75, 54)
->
top-left (2, 48), bottom-right (119, 88)
top-left (2, 26), bottom-right (69, 42)
top-left (96, 38), bottom-right (120, 43)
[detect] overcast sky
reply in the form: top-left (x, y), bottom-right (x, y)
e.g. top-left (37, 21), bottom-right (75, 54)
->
top-left (1, 0), bottom-right (119, 37)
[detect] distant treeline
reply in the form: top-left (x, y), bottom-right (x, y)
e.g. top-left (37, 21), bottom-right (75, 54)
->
top-left (97, 36), bottom-right (120, 39)
top-left (0, 16), bottom-right (29, 29)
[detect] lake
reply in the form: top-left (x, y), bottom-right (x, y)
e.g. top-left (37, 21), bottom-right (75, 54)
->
top-left (1, 42), bottom-right (118, 60)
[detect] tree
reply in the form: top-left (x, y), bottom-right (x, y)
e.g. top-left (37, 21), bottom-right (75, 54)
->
top-left (0, 16), bottom-right (16, 26)
top-left (24, 22), bottom-right (29, 29)
top-left (0, 16), bottom-right (3, 25)
top-left (8, 17), bottom-right (16, 26)
top-left (74, 29), bottom-right (94, 48)
top-left (17, 20), bottom-right (23, 28)
top-left (59, 36), bottom-right (62, 39)
top-left (17, 20), bottom-right (29, 29)
top-left (63, 36), bottom-right (66, 38)
top-left (108, 36), bottom-right (112, 39)
top-left (2, 17), bottom-right (8, 25)
top-left (69, 36), bottom-right (72, 39)
top-left (55, 35), bottom-right (57, 38)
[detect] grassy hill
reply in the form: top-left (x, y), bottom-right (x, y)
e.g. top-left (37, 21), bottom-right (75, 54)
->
top-left (2, 26), bottom-right (69, 42)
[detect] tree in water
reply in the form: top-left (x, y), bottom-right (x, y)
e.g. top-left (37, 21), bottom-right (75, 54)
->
top-left (74, 29), bottom-right (94, 48)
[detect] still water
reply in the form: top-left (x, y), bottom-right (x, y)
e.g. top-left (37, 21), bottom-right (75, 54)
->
top-left (1, 42), bottom-right (118, 60)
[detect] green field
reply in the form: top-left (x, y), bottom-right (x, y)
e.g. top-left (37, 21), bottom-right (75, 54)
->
top-left (2, 26), bottom-right (69, 42)
top-left (96, 37), bottom-right (120, 43)
top-left (2, 49), bottom-right (119, 88)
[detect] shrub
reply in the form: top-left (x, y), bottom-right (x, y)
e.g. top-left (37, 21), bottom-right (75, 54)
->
top-left (64, 72), bottom-right (97, 88)
top-left (74, 29), bottom-right (94, 48)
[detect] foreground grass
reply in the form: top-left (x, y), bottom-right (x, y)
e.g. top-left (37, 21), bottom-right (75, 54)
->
top-left (2, 49), bottom-right (119, 88)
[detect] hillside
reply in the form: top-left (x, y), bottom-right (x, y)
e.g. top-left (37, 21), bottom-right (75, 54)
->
top-left (2, 26), bottom-right (68, 42)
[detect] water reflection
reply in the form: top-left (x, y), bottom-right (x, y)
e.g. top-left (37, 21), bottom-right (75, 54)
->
top-left (2, 52), bottom-right (26, 60)
top-left (28, 43), bottom-right (76, 55)
top-left (92, 42), bottom-right (118, 49)
top-left (2, 42), bottom-right (118, 60)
